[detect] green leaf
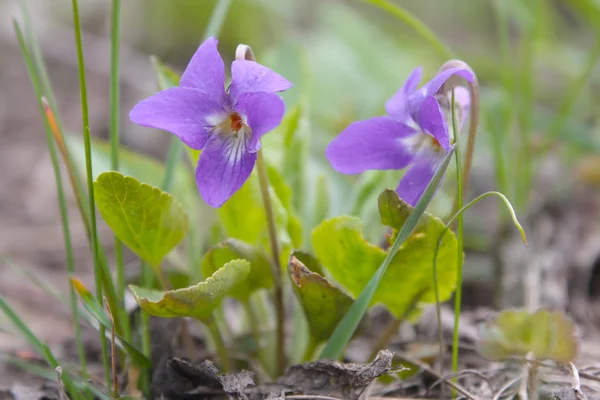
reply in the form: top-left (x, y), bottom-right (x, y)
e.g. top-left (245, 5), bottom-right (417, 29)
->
top-left (477, 309), bottom-right (578, 364)
top-left (377, 188), bottom-right (412, 230)
top-left (66, 135), bottom-right (196, 207)
top-left (319, 147), bottom-right (455, 360)
top-left (267, 164), bottom-right (303, 247)
top-left (217, 172), bottom-right (288, 248)
top-left (94, 171), bottom-right (190, 268)
top-left (313, 208), bottom-right (457, 318)
top-left (289, 255), bottom-right (354, 343)
top-left (201, 239), bottom-right (272, 301)
top-left (130, 259), bottom-right (250, 321)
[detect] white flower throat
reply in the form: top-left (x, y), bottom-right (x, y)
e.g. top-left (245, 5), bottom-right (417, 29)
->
top-left (209, 112), bottom-right (252, 140)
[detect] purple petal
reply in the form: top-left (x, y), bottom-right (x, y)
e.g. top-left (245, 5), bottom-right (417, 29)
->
top-left (195, 134), bottom-right (257, 208)
top-left (180, 37), bottom-right (227, 102)
top-left (326, 117), bottom-right (416, 174)
top-left (404, 67), bottom-right (475, 120)
top-left (418, 96), bottom-right (450, 151)
top-left (129, 87), bottom-right (228, 150)
top-left (236, 92), bottom-right (285, 152)
top-left (396, 148), bottom-right (448, 206)
top-left (419, 67), bottom-right (474, 100)
top-left (229, 60), bottom-right (293, 104)
top-left (385, 67), bottom-right (423, 121)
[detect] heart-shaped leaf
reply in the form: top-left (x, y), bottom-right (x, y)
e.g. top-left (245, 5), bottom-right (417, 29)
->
top-left (477, 309), bottom-right (578, 363)
top-left (130, 259), bottom-right (250, 321)
top-left (289, 256), bottom-right (353, 343)
top-left (94, 172), bottom-right (189, 268)
top-left (201, 239), bottom-right (272, 301)
top-left (312, 192), bottom-right (458, 319)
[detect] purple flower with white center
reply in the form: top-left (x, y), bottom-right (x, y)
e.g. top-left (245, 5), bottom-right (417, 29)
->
top-left (130, 37), bottom-right (292, 207)
top-left (326, 66), bottom-right (474, 206)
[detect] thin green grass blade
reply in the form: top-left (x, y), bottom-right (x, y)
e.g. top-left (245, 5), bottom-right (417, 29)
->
top-left (4, 356), bottom-right (111, 400)
top-left (69, 0), bottom-right (111, 388)
top-left (361, 0), bottom-right (453, 60)
top-left (319, 146), bottom-right (456, 360)
top-left (12, 18), bottom-right (88, 381)
top-left (0, 296), bottom-right (80, 397)
top-left (70, 278), bottom-right (151, 367)
top-left (161, 0), bottom-right (232, 191)
top-left (19, 0), bottom-right (121, 331)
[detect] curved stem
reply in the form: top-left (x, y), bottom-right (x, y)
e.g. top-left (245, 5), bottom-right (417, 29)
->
top-left (256, 150), bottom-right (286, 374)
top-left (432, 190), bottom-right (527, 377)
top-left (237, 43), bottom-right (286, 375)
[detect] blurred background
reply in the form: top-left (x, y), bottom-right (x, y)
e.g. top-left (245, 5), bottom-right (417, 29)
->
top-left (1, 0), bottom-right (600, 387)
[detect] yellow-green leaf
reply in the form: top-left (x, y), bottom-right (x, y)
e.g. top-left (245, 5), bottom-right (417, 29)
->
top-left (94, 171), bottom-right (189, 268)
top-left (130, 259), bottom-right (250, 321)
top-left (201, 239), bottom-right (272, 301)
top-left (289, 255), bottom-right (354, 343)
top-left (477, 309), bottom-right (578, 364)
top-left (217, 172), bottom-right (288, 248)
top-left (311, 201), bottom-right (457, 319)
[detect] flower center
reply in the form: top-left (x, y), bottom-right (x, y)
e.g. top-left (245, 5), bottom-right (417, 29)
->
top-left (230, 113), bottom-right (244, 132)
top-left (430, 136), bottom-right (442, 151)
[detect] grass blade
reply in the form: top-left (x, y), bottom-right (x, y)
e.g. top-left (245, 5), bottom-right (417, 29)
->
top-left (319, 146), bottom-right (456, 360)
top-left (0, 295), bottom-right (81, 397)
top-left (71, 278), bottom-right (151, 368)
top-left (69, 0), bottom-right (111, 387)
top-left (361, 0), bottom-right (453, 60)
top-left (12, 18), bottom-right (88, 381)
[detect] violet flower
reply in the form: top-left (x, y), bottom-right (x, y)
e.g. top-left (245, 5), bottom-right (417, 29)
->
top-left (326, 67), bottom-right (474, 206)
top-left (130, 37), bottom-right (292, 207)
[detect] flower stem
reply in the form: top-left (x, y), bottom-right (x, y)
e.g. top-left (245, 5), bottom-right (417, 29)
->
top-left (256, 149), bottom-right (286, 374)
top-left (450, 90), bottom-right (464, 394)
top-left (70, 0), bottom-right (111, 388)
top-left (243, 301), bottom-right (261, 352)
top-left (205, 317), bottom-right (232, 373)
top-left (139, 262), bottom-right (152, 395)
top-left (109, 0), bottom-right (130, 345)
top-left (235, 40), bottom-right (286, 375)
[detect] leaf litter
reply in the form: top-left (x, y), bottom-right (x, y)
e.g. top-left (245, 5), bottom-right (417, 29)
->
top-left (152, 350), bottom-right (400, 400)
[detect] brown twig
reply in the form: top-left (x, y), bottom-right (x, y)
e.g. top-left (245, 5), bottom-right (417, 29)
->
top-left (570, 362), bottom-right (589, 400)
top-left (426, 369), bottom-right (495, 395)
top-left (55, 367), bottom-right (68, 400)
top-left (492, 376), bottom-right (521, 400)
top-left (396, 352), bottom-right (478, 399)
top-left (104, 297), bottom-right (119, 397)
top-left (368, 290), bottom-right (426, 361)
